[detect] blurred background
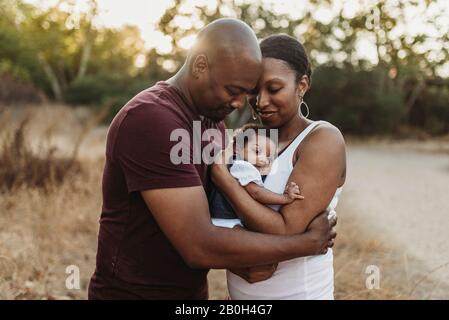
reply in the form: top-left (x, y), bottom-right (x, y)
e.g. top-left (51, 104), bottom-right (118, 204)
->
top-left (0, 0), bottom-right (448, 299)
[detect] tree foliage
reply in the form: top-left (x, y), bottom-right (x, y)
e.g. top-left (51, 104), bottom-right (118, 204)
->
top-left (1, 0), bottom-right (448, 135)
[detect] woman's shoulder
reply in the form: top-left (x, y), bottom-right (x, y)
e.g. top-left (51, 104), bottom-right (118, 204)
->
top-left (295, 120), bottom-right (346, 159)
top-left (306, 120), bottom-right (345, 146)
top-left (314, 120), bottom-right (343, 135)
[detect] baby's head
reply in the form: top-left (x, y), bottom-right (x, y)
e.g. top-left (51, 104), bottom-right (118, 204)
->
top-left (233, 123), bottom-right (277, 168)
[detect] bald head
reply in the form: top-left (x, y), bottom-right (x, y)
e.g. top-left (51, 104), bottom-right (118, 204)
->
top-left (173, 19), bottom-right (262, 122)
top-left (188, 18), bottom-right (262, 68)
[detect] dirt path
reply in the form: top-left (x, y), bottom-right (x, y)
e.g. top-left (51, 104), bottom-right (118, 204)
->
top-left (339, 140), bottom-right (449, 299)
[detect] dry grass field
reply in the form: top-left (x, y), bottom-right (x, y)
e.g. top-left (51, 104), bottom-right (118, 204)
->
top-left (0, 104), bottom-right (448, 300)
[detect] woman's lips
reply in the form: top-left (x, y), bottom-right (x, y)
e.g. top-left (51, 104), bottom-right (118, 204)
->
top-left (258, 110), bottom-right (277, 119)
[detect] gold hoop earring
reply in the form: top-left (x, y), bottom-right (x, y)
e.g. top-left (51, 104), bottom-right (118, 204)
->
top-left (298, 96), bottom-right (310, 119)
top-left (251, 109), bottom-right (259, 121)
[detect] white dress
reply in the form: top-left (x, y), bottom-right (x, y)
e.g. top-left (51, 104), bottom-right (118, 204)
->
top-left (227, 120), bottom-right (342, 300)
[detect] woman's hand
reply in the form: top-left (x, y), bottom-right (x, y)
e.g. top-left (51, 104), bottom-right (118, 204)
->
top-left (229, 263), bottom-right (278, 284)
top-left (228, 224), bottom-right (278, 283)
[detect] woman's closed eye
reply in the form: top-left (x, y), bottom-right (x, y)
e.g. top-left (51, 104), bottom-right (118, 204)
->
top-left (268, 86), bottom-right (282, 94)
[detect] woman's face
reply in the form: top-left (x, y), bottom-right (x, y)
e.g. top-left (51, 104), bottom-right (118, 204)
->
top-left (248, 58), bottom-right (306, 128)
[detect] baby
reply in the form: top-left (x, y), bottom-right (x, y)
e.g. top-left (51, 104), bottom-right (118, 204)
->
top-left (208, 124), bottom-right (303, 228)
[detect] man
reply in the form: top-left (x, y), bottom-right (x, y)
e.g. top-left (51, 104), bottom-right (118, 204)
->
top-left (88, 18), bottom-right (336, 300)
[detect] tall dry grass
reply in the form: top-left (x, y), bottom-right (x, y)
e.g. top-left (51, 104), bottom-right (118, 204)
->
top-left (207, 216), bottom-right (416, 300)
top-left (0, 103), bottom-right (109, 299)
top-left (0, 112), bottom-right (82, 192)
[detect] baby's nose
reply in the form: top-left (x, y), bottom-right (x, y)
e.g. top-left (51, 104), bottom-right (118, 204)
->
top-left (259, 157), bottom-right (270, 165)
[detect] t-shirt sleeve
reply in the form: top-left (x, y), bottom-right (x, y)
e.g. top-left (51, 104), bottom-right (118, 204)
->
top-left (114, 104), bottom-right (202, 192)
top-left (229, 160), bottom-right (264, 187)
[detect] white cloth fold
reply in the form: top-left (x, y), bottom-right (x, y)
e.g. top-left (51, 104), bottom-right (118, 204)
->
top-left (229, 160), bottom-right (264, 187)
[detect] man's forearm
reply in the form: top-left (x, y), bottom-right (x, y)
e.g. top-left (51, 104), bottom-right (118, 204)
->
top-left (219, 173), bottom-right (290, 234)
top-left (191, 225), bottom-right (318, 269)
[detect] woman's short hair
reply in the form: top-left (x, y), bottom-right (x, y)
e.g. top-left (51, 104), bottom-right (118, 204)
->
top-left (260, 34), bottom-right (312, 84)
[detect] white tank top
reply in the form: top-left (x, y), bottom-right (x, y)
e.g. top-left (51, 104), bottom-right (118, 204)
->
top-left (227, 120), bottom-right (343, 300)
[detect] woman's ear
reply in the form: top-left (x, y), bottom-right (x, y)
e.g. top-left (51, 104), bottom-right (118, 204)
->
top-left (297, 75), bottom-right (310, 97)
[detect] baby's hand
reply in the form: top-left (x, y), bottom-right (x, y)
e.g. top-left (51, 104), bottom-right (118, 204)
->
top-left (284, 182), bottom-right (304, 203)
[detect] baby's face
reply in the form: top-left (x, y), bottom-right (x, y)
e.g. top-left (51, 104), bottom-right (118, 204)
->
top-left (240, 134), bottom-right (276, 169)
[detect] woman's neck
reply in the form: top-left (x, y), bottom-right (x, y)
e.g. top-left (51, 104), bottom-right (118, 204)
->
top-left (278, 114), bottom-right (311, 144)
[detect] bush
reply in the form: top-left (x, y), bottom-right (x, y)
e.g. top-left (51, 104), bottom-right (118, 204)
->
top-left (64, 74), bottom-right (152, 124)
top-left (308, 66), bottom-right (405, 135)
top-left (64, 75), bottom-right (116, 105)
top-left (0, 113), bottom-right (82, 192)
top-left (410, 84), bottom-right (449, 135)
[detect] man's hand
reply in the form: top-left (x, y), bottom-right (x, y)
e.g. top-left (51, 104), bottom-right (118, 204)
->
top-left (229, 263), bottom-right (278, 284)
top-left (306, 211), bottom-right (337, 255)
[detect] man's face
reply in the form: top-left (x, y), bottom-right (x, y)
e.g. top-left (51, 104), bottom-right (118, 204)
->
top-left (192, 54), bottom-right (262, 122)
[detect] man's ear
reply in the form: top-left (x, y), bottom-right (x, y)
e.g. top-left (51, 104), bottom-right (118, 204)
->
top-left (192, 54), bottom-right (208, 79)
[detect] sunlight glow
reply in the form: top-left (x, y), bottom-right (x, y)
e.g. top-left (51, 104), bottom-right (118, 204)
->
top-left (178, 34), bottom-right (197, 50)
top-left (24, 0), bottom-right (449, 75)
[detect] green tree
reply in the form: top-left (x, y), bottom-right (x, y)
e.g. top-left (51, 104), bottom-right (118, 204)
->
top-left (1, 0), bottom-right (146, 103)
top-left (153, 0), bottom-right (449, 134)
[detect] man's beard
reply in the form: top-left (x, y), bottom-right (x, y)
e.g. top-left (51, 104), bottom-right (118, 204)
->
top-left (211, 113), bottom-right (227, 122)
top-left (201, 107), bottom-right (232, 123)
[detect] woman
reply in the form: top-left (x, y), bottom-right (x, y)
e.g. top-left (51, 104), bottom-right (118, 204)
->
top-left (211, 34), bottom-right (346, 299)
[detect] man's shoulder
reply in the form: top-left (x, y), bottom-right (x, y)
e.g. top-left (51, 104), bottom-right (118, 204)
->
top-left (124, 83), bottom-right (180, 118)
top-left (105, 83), bottom-right (190, 151)
top-left (113, 84), bottom-right (188, 129)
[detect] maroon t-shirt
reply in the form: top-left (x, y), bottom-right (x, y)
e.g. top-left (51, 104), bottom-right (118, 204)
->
top-left (88, 82), bottom-right (225, 299)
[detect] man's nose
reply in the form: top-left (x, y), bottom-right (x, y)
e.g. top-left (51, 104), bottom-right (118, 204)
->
top-left (230, 94), bottom-right (246, 110)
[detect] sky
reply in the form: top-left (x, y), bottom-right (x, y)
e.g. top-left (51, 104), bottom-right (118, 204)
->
top-left (24, 0), bottom-right (449, 76)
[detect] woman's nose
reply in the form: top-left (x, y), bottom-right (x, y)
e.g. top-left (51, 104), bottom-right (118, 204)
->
top-left (256, 91), bottom-right (269, 108)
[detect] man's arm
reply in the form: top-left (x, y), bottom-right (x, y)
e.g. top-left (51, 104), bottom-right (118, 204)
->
top-left (141, 186), bottom-right (334, 270)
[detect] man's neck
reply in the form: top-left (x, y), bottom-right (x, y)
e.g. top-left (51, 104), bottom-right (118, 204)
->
top-left (166, 65), bottom-right (199, 116)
